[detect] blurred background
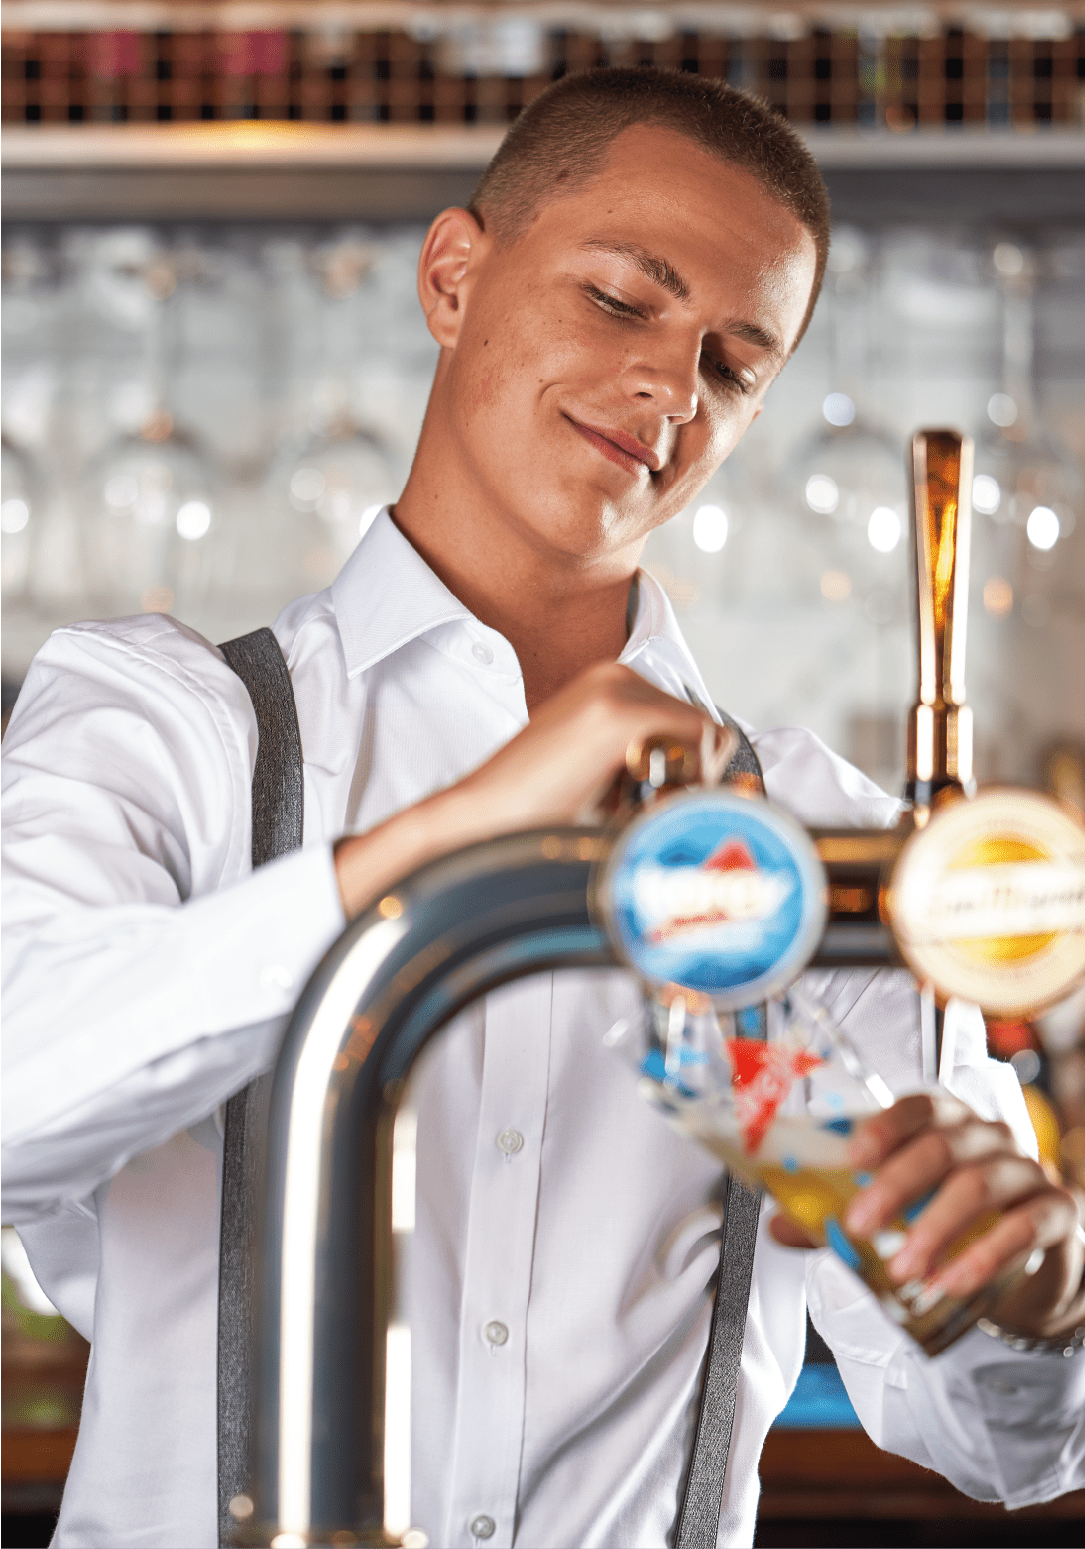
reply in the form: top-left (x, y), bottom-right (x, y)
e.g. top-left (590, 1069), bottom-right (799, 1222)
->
top-left (2, 3), bottom-right (1084, 1546)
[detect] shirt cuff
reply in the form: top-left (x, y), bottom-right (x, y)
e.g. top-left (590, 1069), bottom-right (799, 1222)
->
top-left (912, 1321), bottom-right (1085, 1507)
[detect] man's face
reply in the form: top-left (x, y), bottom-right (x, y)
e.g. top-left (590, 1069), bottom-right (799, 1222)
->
top-left (429, 123), bottom-right (818, 565)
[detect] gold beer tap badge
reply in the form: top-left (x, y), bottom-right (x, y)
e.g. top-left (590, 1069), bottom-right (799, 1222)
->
top-left (888, 789), bottom-right (1085, 1017)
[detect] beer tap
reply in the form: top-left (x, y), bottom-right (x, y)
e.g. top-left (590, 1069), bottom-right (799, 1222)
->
top-left (905, 429), bottom-right (974, 1073)
top-left (232, 431), bottom-right (1085, 1548)
top-left (905, 428), bottom-right (975, 817)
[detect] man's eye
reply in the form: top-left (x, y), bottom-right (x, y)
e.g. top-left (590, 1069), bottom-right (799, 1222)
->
top-left (708, 357), bottom-right (752, 395)
top-left (585, 285), bottom-right (644, 319)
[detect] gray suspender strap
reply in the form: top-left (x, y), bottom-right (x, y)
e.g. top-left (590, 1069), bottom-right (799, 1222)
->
top-left (673, 1175), bottom-right (763, 1549)
top-left (217, 627), bottom-right (304, 1546)
top-left (672, 714), bottom-right (766, 1549)
top-left (220, 628), bottom-right (305, 870)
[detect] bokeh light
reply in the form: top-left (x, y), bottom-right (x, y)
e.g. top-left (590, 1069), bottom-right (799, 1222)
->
top-left (1026, 505), bottom-right (1059, 550)
top-left (867, 506), bottom-right (901, 552)
top-left (692, 504), bottom-right (729, 553)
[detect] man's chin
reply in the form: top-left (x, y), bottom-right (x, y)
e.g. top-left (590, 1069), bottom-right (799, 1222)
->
top-left (505, 484), bottom-right (658, 562)
top-left (518, 510), bottom-right (651, 568)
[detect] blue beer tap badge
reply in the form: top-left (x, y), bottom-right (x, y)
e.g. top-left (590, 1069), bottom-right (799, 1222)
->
top-left (598, 792), bottom-right (828, 1009)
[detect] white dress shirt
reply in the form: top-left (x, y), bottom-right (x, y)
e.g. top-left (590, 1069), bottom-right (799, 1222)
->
top-left (3, 508), bottom-right (1083, 1549)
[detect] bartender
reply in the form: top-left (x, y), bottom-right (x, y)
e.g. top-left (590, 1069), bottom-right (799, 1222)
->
top-left (3, 67), bottom-right (1084, 1549)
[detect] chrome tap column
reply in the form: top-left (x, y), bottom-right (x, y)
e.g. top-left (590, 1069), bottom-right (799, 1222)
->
top-left (247, 829), bottom-right (612, 1546)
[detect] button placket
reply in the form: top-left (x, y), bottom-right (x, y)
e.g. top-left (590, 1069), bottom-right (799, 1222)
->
top-left (441, 977), bottom-right (553, 1547)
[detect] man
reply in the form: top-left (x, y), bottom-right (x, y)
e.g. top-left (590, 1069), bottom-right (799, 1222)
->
top-left (3, 69), bottom-right (1083, 1549)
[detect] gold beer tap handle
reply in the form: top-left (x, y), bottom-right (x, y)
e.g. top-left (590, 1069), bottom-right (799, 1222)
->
top-left (906, 428), bottom-right (976, 820)
top-left (598, 727), bottom-right (738, 821)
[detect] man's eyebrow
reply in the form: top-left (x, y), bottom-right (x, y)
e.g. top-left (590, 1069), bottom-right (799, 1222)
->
top-left (581, 238), bottom-right (690, 302)
top-left (725, 318), bottom-right (785, 366)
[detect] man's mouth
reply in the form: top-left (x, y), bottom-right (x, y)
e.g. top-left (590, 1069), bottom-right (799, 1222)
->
top-left (566, 417), bottom-right (661, 477)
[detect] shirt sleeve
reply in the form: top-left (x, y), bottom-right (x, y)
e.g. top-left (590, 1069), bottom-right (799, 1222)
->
top-left (802, 975), bottom-right (1085, 1506)
top-left (1, 616), bottom-right (347, 1222)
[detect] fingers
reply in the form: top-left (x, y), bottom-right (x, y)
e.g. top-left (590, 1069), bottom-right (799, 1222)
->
top-left (700, 720), bottom-right (739, 789)
top-left (838, 1093), bottom-right (1085, 1329)
top-left (768, 1213), bottom-right (818, 1250)
top-left (930, 1186), bottom-right (1080, 1304)
top-left (873, 1153), bottom-right (1059, 1286)
top-left (845, 1103), bottom-right (1016, 1239)
top-left (847, 1090), bottom-right (971, 1170)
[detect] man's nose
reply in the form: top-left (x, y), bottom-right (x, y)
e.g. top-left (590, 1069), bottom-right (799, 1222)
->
top-left (621, 334), bottom-right (700, 425)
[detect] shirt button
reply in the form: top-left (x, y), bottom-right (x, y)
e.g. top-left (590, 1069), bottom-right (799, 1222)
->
top-left (470, 1516), bottom-right (496, 1541)
top-left (471, 641), bottom-right (494, 665)
top-left (484, 1320), bottom-right (509, 1347)
top-left (497, 1128), bottom-right (524, 1155)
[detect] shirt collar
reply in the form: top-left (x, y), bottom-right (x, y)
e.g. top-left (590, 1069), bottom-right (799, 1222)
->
top-left (622, 569), bottom-right (723, 725)
top-left (330, 507), bottom-right (471, 678)
top-left (330, 507), bottom-right (720, 719)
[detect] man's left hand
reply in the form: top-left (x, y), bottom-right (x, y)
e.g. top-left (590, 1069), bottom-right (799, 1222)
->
top-left (768, 1091), bottom-right (1085, 1339)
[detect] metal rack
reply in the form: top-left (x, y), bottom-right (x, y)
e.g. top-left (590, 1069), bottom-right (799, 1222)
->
top-left (3, 2), bottom-right (1084, 129)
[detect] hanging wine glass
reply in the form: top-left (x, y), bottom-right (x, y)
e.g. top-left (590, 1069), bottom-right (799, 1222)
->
top-left (80, 234), bottom-right (218, 619)
top-left (789, 229), bottom-right (907, 554)
top-left (2, 231), bottom-right (67, 616)
top-left (272, 235), bottom-right (402, 591)
top-left (1, 435), bottom-right (37, 601)
top-left (972, 240), bottom-right (1081, 620)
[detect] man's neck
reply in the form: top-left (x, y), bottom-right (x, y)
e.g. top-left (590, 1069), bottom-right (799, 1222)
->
top-left (393, 424), bottom-right (641, 713)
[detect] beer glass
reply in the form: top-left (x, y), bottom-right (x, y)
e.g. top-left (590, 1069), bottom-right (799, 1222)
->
top-left (605, 986), bottom-right (1031, 1358)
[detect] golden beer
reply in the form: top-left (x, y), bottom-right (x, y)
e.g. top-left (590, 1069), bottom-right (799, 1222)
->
top-left (670, 1100), bottom-right (1015, 1358)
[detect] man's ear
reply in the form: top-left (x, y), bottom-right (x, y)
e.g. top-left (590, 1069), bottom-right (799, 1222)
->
top-left (417, 207), bottom-right (490, 349)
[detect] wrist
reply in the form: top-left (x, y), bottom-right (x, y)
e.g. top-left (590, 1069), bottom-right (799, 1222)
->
top-left (333, 782), bottom-right (501, 919)
top-left (988, 1230), bottom-right (1085, 1343)
top-left (978, 1314), bottom-right (1085, 1356)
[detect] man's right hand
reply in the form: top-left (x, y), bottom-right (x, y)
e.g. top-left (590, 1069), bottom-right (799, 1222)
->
top-left (334, 663), bottom-right (731, 918)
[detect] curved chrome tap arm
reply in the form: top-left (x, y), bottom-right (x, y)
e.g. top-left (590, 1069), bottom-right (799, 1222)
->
top-left (250, 827), bottom-right (614, 1546)
top-left (246, 814), bottom-right (903, 1546)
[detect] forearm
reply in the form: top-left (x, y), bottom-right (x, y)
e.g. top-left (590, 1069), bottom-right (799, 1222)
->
top-left (333, 784), bottom-right (486, 918)
top-left (808, 1251), bottom-right (1085, 1508)
top-left (2, 843), bottom-right (345, 1217)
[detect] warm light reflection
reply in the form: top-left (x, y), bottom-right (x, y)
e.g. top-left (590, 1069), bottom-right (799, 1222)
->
top-left (983, 576), bottom-right (1013, 617)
